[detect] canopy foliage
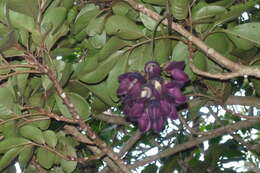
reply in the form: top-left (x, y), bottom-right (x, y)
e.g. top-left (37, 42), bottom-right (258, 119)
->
top-left (0, 0), bottom-right (260, 172)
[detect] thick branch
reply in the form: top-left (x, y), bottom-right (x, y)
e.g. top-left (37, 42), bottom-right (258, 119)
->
top-left (225, 96), bottom-right (260, 108)
top-left (130, 119), bottom-right (260, 169)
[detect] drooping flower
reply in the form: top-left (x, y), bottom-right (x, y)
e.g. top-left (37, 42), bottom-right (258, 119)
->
top-left (165, 61), bottom-right (189, 83)
top-left (144, 61), bottom-right (161, 79)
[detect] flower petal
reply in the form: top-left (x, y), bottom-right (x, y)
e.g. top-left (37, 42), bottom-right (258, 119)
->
top-left (144, 61), bottom-right (161, 79)
top-left (138, 112), bottom-right (151, 132)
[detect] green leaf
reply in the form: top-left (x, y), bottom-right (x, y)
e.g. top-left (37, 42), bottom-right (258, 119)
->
top-left (105, 15), bottom-right (144, 40)
top-left (140, 13), bottom-right (158, 31)
top-left (18, 145), bottom-right (34, 170)
top-left (65, 81), bottom-right (90, 98)
top-left (67, 7), bottom-right (78, 24)
top-left (28, 115), bottom-right (51, 130)
top-left (0, 147), bottom-right (24, 171)
top-left (80, 50), bottom-right (125, 83)
top-left (60, 144), bottom-right (77, 173)
top-left (142, 0), bottom-right (165, 5)
top-left (90, 95), bottom-right (109, 114)
top-left (9, 10), bottom-right (35, 33)
top-left (0, 86), bottom-right (15, 108)
top-left (89, 31), bottom-right (106, 49)
top-left (61, 0), bottom-right (74, 10)
top-left (0, 30), bottom-right (19, 51)
top-left (107, 52), bottom-right (129, 102)
top-left (210, 0), bottom-right (235, 7)
top-left (7, 0), bottom-right (38, 19)
top-left (97, 36), bottom-right (128, 62)
top-left (224, 22), bottom-right (260, 50)
top-left (0, 137), bottom-right (30, 153)
top-left (19, 125), bottom-right (45, 144)
top-left (15, 68), bottom-right (29, 95)
top-left (55, 92), bottom-right (90, 119)
top-left (205, 33), bottom-right (233, 54)
top-left (128, 44), bottom-right (152, 72)
top-left (192, 5), bottom-right (227, 23)
top-left (0, 104), bottom-right (13, 120)
top-left (85, 81), bottom-right (116, 107)
top-left (72, 4), bottom-right (99, 35)
top-left (43, 130), bottom-right (58, 148)
top-left (0, 121), bottom-right (17, 138)
top-left (85, 15), bottom-right (105, 36)
top-left (73, 55), bottom-right (99, 78)
top-left (44, 23), bottom-right (70, 50)
top-left (41, 7), bottom-right (67, 34)
top-left (112, 2), bottom-right (132, 16)
top-left (170, 0), bottom-right (190, 20)
top-left (36, 148), bottom-right (55, 169)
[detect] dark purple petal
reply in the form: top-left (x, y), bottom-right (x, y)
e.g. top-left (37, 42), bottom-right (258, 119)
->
top-left (160, 99), bottom-right (172, 116)
top-left (169, 69), bottom-right (189, 83)
top-left (147, 100), bottom-right (162, 121)
top-left (152, 117), bottom-right (164, 132)
top-left (144, 61), bottom-right (161, 79)
top-left (131, 100), bottom-right (145, 116)
top-left (168, 87), bottom-right (186, 104)
top-left (117, 72), bottom-right (146, 96)
top-left (165, 61), bottom-right (185, 71)
top-left (138, 112), bottom-right (151, 132)
top-left (168, 105), bottom-right (178, 119)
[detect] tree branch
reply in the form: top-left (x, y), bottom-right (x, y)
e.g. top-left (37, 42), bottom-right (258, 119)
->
top-left (130, 119), bottom-right (260, 169)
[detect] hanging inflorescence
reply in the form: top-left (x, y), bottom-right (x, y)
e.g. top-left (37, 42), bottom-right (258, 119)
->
top-left (117, 61), bottom-right (189, 133)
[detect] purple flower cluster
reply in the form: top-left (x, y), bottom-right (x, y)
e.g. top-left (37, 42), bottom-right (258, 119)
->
top-left (117, 61), bottom-right (189, 133)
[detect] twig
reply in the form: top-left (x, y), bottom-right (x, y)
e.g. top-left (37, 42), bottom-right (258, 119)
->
top-left (31, 107), bottom-right (78, 124)
top-left (94, 113), bottom-right (129, 125)
top-left (0, 70), bottom-right (42, 80)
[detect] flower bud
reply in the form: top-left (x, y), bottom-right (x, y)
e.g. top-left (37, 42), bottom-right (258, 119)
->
top-left (144, 61), bottom-right (161, 79)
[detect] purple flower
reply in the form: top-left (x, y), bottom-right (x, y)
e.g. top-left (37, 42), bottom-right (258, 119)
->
top-left (163, 82), bottom-right (186, 104)
top-left (144, 61), bottom-right (161, 79)
top-left (138, 112), bottom-right (151, 132)
top-left (117, 72), bottom-right (145, 97)
top-left (165, 61), bottom-right (189, 83)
